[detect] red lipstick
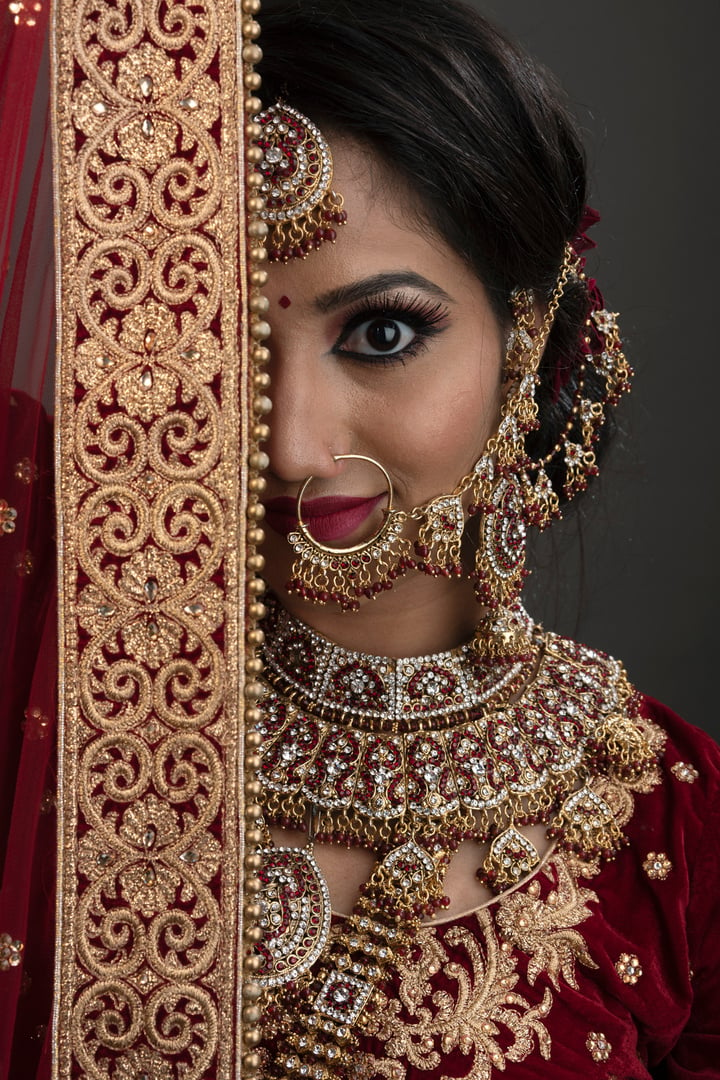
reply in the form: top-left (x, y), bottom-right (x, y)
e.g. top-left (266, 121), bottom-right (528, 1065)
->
top-left (264, 494), bottom-right (386, 543)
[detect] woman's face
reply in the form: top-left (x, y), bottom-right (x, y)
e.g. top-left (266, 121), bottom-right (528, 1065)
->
top-left (261, 139), bottom-right (506, 605)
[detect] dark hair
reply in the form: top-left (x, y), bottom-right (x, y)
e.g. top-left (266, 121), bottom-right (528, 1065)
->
top-left (257, 0), bottom-right (614, 504)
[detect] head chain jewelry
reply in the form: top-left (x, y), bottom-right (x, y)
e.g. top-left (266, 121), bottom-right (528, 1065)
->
top-left (540, 206), bottom-right (632, 499)
top-left (253, 103), bottom-right (348, 262)
top-left (285, 227), bottom-right (630, 640)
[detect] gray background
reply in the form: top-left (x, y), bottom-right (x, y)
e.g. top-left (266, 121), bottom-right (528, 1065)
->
top-left (472, 1), bottom-right (719, 739)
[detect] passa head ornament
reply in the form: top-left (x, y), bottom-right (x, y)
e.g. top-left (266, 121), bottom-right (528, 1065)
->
top-left (253, 102), bottom-right (347, 261)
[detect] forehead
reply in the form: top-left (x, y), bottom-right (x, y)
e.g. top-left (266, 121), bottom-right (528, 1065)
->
top-left (264, 137), bottom-right (478, 306)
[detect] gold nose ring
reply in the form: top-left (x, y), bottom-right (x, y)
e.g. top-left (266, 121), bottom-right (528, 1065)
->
top-left (295, 454), bottom-right (395, 555)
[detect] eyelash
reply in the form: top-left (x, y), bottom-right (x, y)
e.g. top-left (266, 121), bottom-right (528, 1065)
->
top-left (333, 291), bottom-right (450, 365)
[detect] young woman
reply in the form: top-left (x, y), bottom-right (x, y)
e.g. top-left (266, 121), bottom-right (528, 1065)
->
top-left (0, 1), bottom-right (717, 1077)
top-left (249, 1), bottom-right (720, 1077)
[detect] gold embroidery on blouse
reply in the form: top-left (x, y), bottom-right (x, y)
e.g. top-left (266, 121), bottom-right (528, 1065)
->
top-left (40, 789), bottom-right (57, 815)
top-left (22, 705), bottom-right (51, 740)
top-left (615, 952), bottom-right (642, 984)
top-left (0, 498), bottom-right (17, 534)
top-left (14, 550), bottom-right (34, 576)
top-left (0, 933), bottom-right (24, 970)
top-left (671, 761), bottom-right (699, 783)
top-left (355, 829), bottom-right (662, 1079)
top-left (14, 457), bottom-right (38, 484)
top-left (631, 717), bottom-right (666, 791)
top-left (8, 0), bottom-right (41, 27)
top-left (363, 907), bottom-right (556, 1078)
top-left (586, 1030), bottom-right (612, 1062)
top-left (351, 1058), bottom-right (405, 1080)
top-left (643, 852), bottom-right (672, 880)
top-left (585, 718), bottom-right (665, 839)
top-left (496, 854), bottom-right (597, 989)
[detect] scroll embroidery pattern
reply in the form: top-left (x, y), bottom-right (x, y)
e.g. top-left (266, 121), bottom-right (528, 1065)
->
top-left (52, 0), bottom-right (248, 1074)
top-left (358, 854), bottom-right (600, 1080)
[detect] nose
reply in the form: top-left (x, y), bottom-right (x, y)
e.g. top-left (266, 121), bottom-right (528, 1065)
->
top-left (264, 345), bottom-right (346, 485)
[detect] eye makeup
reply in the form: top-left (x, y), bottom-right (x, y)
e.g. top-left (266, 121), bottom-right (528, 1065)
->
top-left (333, 290), bottom-right (451, 365)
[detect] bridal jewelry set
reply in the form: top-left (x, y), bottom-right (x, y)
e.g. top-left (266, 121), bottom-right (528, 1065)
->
top-left (251, 105), bottom-right (640, 1079)
top-left (254, 602), bottom-right (655, 1079)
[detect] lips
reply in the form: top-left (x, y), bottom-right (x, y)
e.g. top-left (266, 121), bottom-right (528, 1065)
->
top-left (264, 493), bottom-right (387, 543)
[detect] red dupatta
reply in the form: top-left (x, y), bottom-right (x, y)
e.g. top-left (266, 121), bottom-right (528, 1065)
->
top-left (0, 0), bottom-right (265, 1073)
top-left (0, 4), bottom-right (57, 1074)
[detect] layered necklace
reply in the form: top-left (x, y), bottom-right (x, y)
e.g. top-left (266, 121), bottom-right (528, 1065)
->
top-left (254, 600), bottom-right (655, 1079)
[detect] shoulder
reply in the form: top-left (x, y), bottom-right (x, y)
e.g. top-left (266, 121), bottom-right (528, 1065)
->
top-left (630, 694), bottom-right (720, 900)
top-left (543, 629), bottom-right (720, 910)
top-left (595, 693), bottom-right (720, 1072)
top-left (639, 693), bottom-right (720, 790)
top-left (546, 627), bottom-right (720, 818)
top-left (621, 691), bottom-right (720, 859)
top-left (540, 638), bottom-right (720, 1069)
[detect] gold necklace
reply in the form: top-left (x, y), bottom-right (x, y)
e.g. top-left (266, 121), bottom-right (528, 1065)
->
top-left (258, 603), bottom-right (651, 883)
top-left (255, 605), bottom-right (657, 1079)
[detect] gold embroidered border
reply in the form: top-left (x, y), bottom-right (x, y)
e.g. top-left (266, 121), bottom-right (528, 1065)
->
top-left (51, 0), bottom-right (261, 1073)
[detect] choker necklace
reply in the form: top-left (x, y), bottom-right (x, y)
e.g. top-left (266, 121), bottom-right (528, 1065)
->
top-left (257, 601), bottom-right (651, 878)
top-left (254, 602), bottom-right (658, 1079)
top-left (261, 598), bottom-right (536, 732)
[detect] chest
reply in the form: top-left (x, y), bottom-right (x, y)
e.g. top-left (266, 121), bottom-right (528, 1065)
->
top-left (269, 823), bottom-right (553, 918)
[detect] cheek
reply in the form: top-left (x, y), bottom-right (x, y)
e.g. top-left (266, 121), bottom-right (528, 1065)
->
top-left (390, 359), bottom-right (503, 463)
top-left (362, 376), bottom-right (501, 502)
top-left (428, 383), bottom-right (500, 444)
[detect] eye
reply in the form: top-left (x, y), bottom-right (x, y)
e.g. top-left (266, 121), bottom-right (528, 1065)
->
top-left (333, 293), bottom-right (450, 365)
top-left (340, 316), bottom-right (417, 357)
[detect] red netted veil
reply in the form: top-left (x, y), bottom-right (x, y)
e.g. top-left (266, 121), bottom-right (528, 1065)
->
top-left (0, 4), bottom-right (57, 1075)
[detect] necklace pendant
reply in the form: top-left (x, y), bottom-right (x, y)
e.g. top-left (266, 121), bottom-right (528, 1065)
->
top-left (314, 969), bottom-right (373, 1025)
top-left (379, 838), bottom-right (438, 890)
top-left (481, 825), bottom-right (540, 890)
top-left (255, 845), bottom-right (331, 988)
top-left (557, 784), bottom-right (620, 857)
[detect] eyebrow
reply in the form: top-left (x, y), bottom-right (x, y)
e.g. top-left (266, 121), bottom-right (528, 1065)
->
top-left (314, 271), bottom-right (455, 313)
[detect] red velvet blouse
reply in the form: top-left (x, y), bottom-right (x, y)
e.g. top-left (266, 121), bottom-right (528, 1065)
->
top-left (351, 699), bottom-right (720, 1079)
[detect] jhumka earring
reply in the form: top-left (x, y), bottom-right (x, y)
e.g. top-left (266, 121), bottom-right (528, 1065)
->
top-left (253, 103), bottom-right (348, 261)
top-left (468, 248), bottom-right (631, 657)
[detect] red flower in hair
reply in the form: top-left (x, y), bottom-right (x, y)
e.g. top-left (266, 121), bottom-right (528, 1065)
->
top-left (572, 205), bottom-right (601, 256)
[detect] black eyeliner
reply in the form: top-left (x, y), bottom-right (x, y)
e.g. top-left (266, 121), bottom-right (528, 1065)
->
top-left (332, 290), bottom-right (451, 365)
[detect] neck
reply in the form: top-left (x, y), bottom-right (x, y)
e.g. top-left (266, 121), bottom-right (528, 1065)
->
top-left (270, 572), bottom-right (482, 658)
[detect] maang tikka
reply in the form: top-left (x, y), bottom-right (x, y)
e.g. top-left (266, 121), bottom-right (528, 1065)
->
top-left (253, 102), bottom-right (348, 261)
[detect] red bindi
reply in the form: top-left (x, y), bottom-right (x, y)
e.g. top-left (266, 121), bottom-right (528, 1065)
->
top-left (279, 295), bottom-right (292, 308)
